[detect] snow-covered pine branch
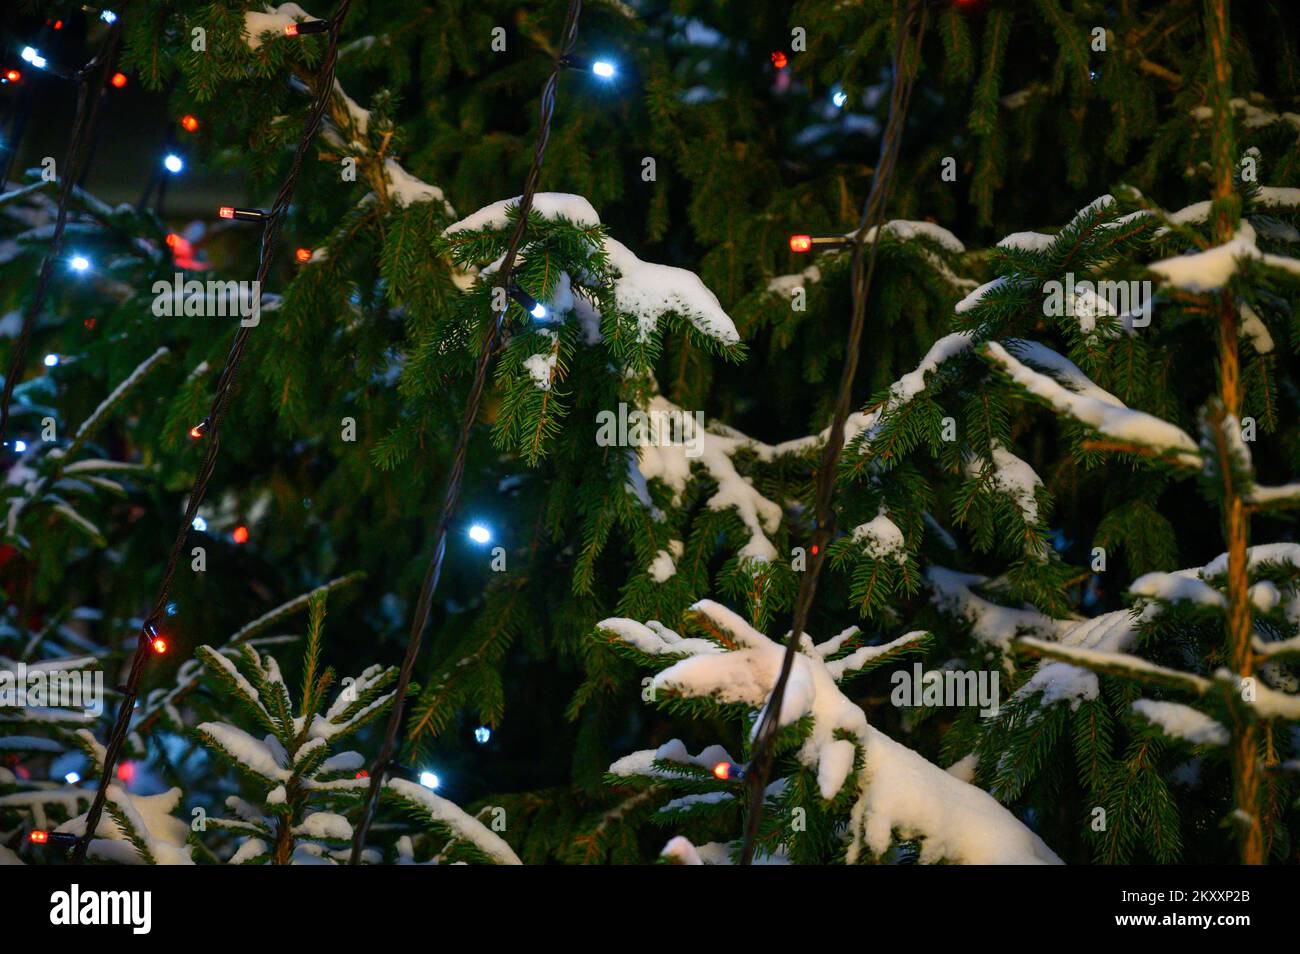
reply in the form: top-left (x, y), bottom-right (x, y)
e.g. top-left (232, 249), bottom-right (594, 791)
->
top-left (597, 599), bottom-right (1062, 864)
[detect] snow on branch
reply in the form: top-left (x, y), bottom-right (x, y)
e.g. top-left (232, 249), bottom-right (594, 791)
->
top-left (383, 778), bottom-right (522, 864)
top-left (1016, 637), bottom-right (1213, 695)
top-left (625, 392), bottom-right (783, 564)
top-left (981, 340), bottom-right (1202, 467)
top-left (1148, 221), bottom-right (1300, 292)
top-left (761, 331), bottom-right (975, 460)
top-left (68, 347), bottom-right (170, 458)
top-left (1132, 699), bottom-right (1228, 747)
top-left (926, 565), bottom-right (1070, 657)
top-left (599, 600), bottom-right (1062, 864)
top-left (442, 193), bottom-right (741, 348)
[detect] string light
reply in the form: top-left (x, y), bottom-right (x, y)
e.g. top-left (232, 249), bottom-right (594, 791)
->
top-left (789, 234), bottom-right (851, 253)
top-left (70, 254), bottom-right (90, 272)
top-left (3, 70), bottom-right (20, 84)
top-left (285, 19), bottom-right (331, 36)
top-left (163, 153), bottom-right (184, 174)
top-left (189, 419), bottom-right (209, 439)
top-left (116, 761), bottom-right (136, 783)
top-left (144, 624), bottom-right (167, 655)
top-left (295, 247), bottom-right (312, 264)
top-left (418, 771), bottom-right (440, 790)
top-left (508, 285), bottom-right (547, 319)
top-left (180, 114), bottom-right (200, 133)
top-left (232, 525), bottom-right (250, 545)
top-left (21, 47), bottom-right (48, 70)
top-left (64, 771), bottom-right (81, 784)
top-left (560, 55), bottom-right (617, 81)
top-left (770, 51), bottom-right (788, 69)
top-left (474, 726), bottom-right (491, 744)
top-left (191, 516), bottom-right (207, 532)
top-left (29, 830), bottom-right (78, 847)
top-left (467, 523), bottom-right (492, 544)
top-left (43, 354), bottom-right (60, 368)
top-left (831, 85), bottom-right (848, 108)
top-left (110, 71), bottom-right (127, 89)
top-left (71, 0), bottom-right (356, 868)
top-left (351, 0), bottom-right (584, 864)
top-left (354, 770), bottom-right (369, 779)
top-left (101, 10), bottom-right (119, 24)
top-left (218, 206), bottom-right (267, 222)
top-left (712, 761), bottom-right (746, 781)
top-left (12, 440), bottom-right (27, 453)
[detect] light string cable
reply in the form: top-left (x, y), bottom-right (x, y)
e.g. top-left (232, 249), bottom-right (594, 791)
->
top-left (0, 9), bottom-right (128, 446)
top-left (740, 0), bottom-right (930, 866)
top-left (348, 0), bottom-right (585, 864)
top-left (71, 0), bottom-right (354, 862)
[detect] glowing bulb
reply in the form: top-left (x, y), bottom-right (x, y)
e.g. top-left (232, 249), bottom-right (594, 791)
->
top-left (191, 516), bottom-right (207, 532)
top-left (295, 247), bottom-right (312, 264)
top-left (4, 70), bottom-right (20, 83)
top-left (44, 353), bottom-right (59, 367)
top-left (232, 525), bottom-right (250, 545)
top-left (116, 761), bottom-right (136, 782)
top-left (64, 771), bottom-right (81, 785)
top-left (163, 153), bottom-right (184, 173)
top-left (771, 51), bottom-right (788, 69)
top-left (29, 830), bottom-right (49, 844)
top-left (151, 636), bottom-right (167, 654)
top-left (101, 10), bottom-right (118, 24)
top-left (13, 440), bottom-right (27, 453)
top-left (70, 255), bottom-right (90, 272)
top-left (789, 234), bottom-right (812, 253)
top-left (468, 524), bottom-right (491, 544)
top-left (474, 726), bottom-right (491, 744)
top-left (110, 71), bottom-right (127, 88)
top-left (591, 59), bottom-right (616, 79)
top-left (32, 55), bottom-right (47, 69)
top-left (20, 47), bottom-right (37, 63)
top-left (530, 302), bottom-right (547, 319)
top-left (712, 761), bottom-right (731, 780)
top-left (181, 114), bottom-right (199, 133)
top-left (419, 771), bottom-right (440, 790)
top-left (832, 88), bottom-right (848, 108)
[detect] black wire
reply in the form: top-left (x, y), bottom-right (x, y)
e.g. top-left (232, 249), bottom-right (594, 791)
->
top-left (71, 0), bottom-right (354, 863)
top-left (738, 0), bottom-right (930, 866)
top-left (347, 0), bottom-right (586, 865)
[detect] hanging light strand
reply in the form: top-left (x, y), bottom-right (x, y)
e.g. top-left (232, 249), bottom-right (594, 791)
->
top-left (739, 0), bottom-right (931, 866)
top-left (0, 10), bottom-right (128, 446)
top-left (348, 0), bottom-right (587, 864)
top-left (71, 0), bottom-right (355, 863)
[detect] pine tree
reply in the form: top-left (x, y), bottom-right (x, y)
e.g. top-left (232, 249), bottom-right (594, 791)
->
top-left (2, 0), bottom-right (1298, 867)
